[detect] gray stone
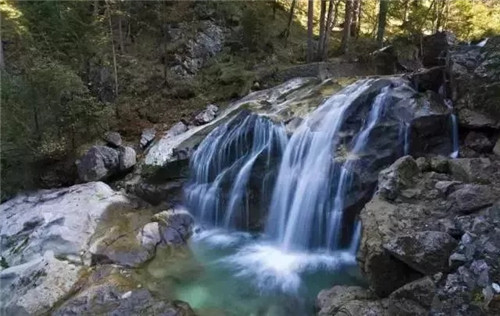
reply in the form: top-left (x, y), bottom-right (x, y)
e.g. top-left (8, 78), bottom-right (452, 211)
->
top-left (378, 156), bottom-right (420, 200)
top-left (193, 107), bottom-right (217, 125)
top-left (384, 231), bottom-right (458, 275)
top-left (389, 277), bottom-right (437, 308)
top-left (140, 128), bottom-right (156, 149)
top-left (316, 286), bottom-right (373, 315)
top-left (152, 208), bottom-right (194, 245)
top-left (119, 146), bottom-right (137, 171)
top-left (448, 184), bottom-right (495, 214)
top-left (0, 251), bottom-right (81, 315)
top-left (464, 131), bottom-right (493, 153)
top-left (166, 121), bottom-right (188, 137)
top-left (0, 182), bottom-right (129, 267)
top-left (137, 222), bottom-right (161, 253)
top-left (103, 131), bottom-right (122, 147)
top-left (76, 145), bottom-right (120, 182)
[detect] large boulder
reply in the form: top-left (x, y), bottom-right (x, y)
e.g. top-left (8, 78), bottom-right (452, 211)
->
top-left (0, 182), bottom-right (130, 314)
top-left (76, 145), bottom-right (136, 182)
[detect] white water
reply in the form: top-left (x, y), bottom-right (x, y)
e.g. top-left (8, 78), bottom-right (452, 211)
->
top-left (266, 80), bottom-right (374, 250)
top-left (327, 86), bottom-right (390, 249)
top-left (185, 114), bottom-right (287, 229)
top-left (442, 93), bottom-right (459, 159)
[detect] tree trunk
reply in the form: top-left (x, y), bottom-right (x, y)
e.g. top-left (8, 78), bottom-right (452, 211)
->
top-left (118, 13), bottom-right (125, 53)
top-left (106, 1), bottom-right (119, 113)
top-left (323, 0), bottom-right (341, 60)
top-left (340, 0), bottom-right (353, 54)
top-left (0, 37), bottom-right (5, 69)
top-left (283, 0), bottom-right (296, 45)
top-left (273, 0), bottom-right (277, 20)
top-left (306, 0), bottom-right (314, 62)
top-left (321, 0), bottom-right (335, 60)
top-left (350, 0), bottom-right (361, 38)
top-left (435, 0), bottom-right (446, 32)
top-left (317, 0), bottom-right (327, 60)
top-left (376, 0), bottom-right (389, 48)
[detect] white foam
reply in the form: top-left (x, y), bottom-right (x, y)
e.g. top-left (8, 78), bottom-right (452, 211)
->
top-left (193, 227), bottom-right (252, 248)
top-left (221, 243), bottom-right (355, 294)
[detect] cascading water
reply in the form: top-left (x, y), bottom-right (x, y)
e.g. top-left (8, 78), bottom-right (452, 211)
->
top-left (326, 86), bottom-right (391, 250)
top-left (185, 112), bottom-right (287, 230)
top-left (177, 78), bottom-right (459, 313)
top-left (265, 80), bottom-right (375, 251)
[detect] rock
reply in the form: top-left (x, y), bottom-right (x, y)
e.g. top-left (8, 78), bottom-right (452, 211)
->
top-left (384, 231), bottom-right (458, 275)
top-left (167, 121), bottom-right (188, 137)
top-left (494, 137), bottom-right (500, 156)
top-left (430, 156), bottom-right (449, 173)
top-left (316, 286), bottom-right (373, 315)
top-left (389, 276), bottom-right (436, 308)
top-left (53, 265), bottom-right (195, 316)
top-left (193, 105), bottom-right (218, 125)
top-left (422, 31), bottom-right (457, 67)
top-left (0, 251), bottom-right (81, 315)
top-left (103, 131), bottom-right (122, 147)
top-left (435, 180), bottom-right (461, 196)
top-left (137, 222), bottom-right (161, 253)
top-left (152, 208), bottom-right (194, 245)
top-left (453, 36), bottom-right (500, 129)
top-left (140, 128), bottom-right (156, 149)
top-left (464, 131), bottom-right (493, 153)
top-left (333, 299), bottom-right (388, 316)
top-left (378, 156), bottom-right (420, 200)
top-left (0, 182), bottom-right (129, 266)
top-left (76, 145), bottom-right (120, 182)
top-left (448, 158), bottom-right (493, 183)
top-left (448, 184), bottom-right (495, 214)
top-left (119, 146), bottom-right (137, 171)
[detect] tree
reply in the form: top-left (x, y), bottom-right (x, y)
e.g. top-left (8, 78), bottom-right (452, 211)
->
top-left (306, 0), bottom-right (314, 62)
top-left (351, 0), bottom-right (361, 38)
top-left (317, 0), bottom-right (327, 60)
top-left (341, 0), bottom-right (354, 53)
top-left (282, 0), bottom-right (297, 45)
top-left (376, 0), bottom-right (389, 48)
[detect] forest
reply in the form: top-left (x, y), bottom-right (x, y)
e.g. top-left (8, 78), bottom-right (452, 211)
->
top-left (1, 0), bottom-right (499, 199)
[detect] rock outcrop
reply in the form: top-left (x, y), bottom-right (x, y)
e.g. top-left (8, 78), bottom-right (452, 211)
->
top-left (0, 182), bottom-right (129, 314)
top-left (320, 156), bottom-right (500, 315)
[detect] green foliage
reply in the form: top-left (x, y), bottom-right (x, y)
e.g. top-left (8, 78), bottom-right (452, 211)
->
top-left (241, 7), bottom-right (270, 51)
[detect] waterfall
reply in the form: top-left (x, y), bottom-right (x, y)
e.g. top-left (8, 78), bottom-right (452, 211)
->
top-left (326, 86), bottom-right (391, 249)
top-left (265, 80), bottom-right (375, 250)
top-left (185, 112), bottom-right (287, 230)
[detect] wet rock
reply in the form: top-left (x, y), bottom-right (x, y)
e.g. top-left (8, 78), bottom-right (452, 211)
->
top-left (316, 286), bottom-right (373, 315)
top-left (152, 208), bottom-right (194, 245)
top-left (76, 145), bottom-right (120, 182)
top-left (140, 128), bottom-right (156, 149)
top-left (119, 146), bottom-right (137, 171)
top-left (103, 131), bottom-right (122, 147)
top-left (378, 156), bottom-right (420, 200)
top-left (285, 117), bottom-right (303, 134)
top-left (465, 131), bottom-right (494, 153)
top-left (137, 222), bottom-right (161, 253)
top-left (384, 231), bottom-right (458, 275)
top-left (448, 184), bottom-right (495, 214)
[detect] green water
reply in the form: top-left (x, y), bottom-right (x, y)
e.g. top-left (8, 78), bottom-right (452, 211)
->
top-left (134, 229), bottom-right (364, 316)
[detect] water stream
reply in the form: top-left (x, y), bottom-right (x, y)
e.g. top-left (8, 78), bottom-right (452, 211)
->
top-left (166, 78), bottom-right (458, 314)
